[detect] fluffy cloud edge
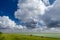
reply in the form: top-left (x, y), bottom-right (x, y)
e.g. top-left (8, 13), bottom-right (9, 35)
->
top-left (0, 16), bottom-right (26, 30)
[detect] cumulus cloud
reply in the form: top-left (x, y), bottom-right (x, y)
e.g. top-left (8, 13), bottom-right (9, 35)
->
top-left (44, 0), bottom-right (60, 28)
top-left (47, 20), bottom-right (60, 28)
top-left (0, 16), bottom-right (16, 28)
top-left (14, 0), bottom-right (60, 32)
top-left (15, 0), bottom-right (53, 29)
top-left (0, 16), bottom-right (26, 32)
top-left (1, 0), bottom-right (60, 33)
top-left (46, 0), bottom-right (60, 20)
top-left (15, 0), bottom-right (52, 21)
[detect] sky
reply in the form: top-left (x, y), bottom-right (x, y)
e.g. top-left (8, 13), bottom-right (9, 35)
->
top-left (0, 0), bottom-right (60, 33)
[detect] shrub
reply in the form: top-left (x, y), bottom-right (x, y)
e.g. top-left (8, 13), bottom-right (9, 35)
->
top-left (0, 32), bottom-right (2, 36)
top-left (14, 36), bottom-right (20, 40)
top-left (0, 32), bottom-right (2, 34)
top-left (30, 34), bottom-right (33, 36)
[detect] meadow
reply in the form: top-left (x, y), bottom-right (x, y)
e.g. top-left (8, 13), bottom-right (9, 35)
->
top-left (0, 33), bottom-right (60, 40)
top-left (33, 33), bottom-right (60, 38)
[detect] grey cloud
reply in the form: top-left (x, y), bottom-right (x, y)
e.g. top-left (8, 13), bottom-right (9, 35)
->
top-left (25, 21), bottom-right (37, 29)
top-left (46, 20), bottom-right (60, 28)
top-left (41, 0), bottom-right (60, 28)
top-left (1, 0), bottom-right (60, 33)
top-left (42, 14), bottom-right (60, 28)
top-left (45, 0), bottom-right (60, 20)
top-left (15, 0), bottom-right (53, 29)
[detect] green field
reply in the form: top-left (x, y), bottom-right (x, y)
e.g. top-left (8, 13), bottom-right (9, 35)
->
top-left (0, 33), bottom-right (60, 40)
top-left (33, 33), bottom-right (60, 38)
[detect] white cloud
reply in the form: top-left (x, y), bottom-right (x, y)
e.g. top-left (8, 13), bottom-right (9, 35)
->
top-left (15, 0), bottom-right (50, 22)
top-left (1, 0), bottom-right (60, 33)
top-left (14, 0), bottom-right (53, 29)
top-left (0, 16), bottom-right (60, 33)
top-left (0, 16), bottom-right (16, 28)
top-left (46, 0), bottom-right (60, 20)
top-left (14, 0), bottom-right (60, 32)
top-left (44, 27), bottom-right (60, 33)
top-left (0, 16), bottom-right (25, 30)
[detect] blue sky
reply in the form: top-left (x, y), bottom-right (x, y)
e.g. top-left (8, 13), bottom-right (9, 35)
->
top-left (0, 0), bottom-right (18, 23)
top-left (0, 0), bottom-right (60, 32)
top-left (0, 0), bottom-right (55, 23)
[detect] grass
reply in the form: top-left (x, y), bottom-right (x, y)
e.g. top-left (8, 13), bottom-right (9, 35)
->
top-left (33, 33), bottom-right (60, 38)
top-left (0, 33), bottom-right (60, 40)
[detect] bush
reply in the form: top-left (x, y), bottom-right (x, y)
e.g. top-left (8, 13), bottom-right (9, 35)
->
top-left (14, 36), bottom-right (20, 40)
top-left (0, 32), bottom-right (2, 34)
top-left (0, 32), bottom-right (2, 36)
top-left (41, 36), bottom-right (44, 38)
top-left (30, 34), bottom-right (33, 36)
